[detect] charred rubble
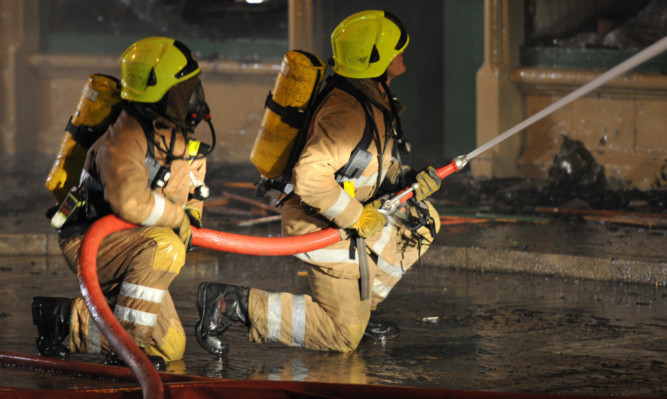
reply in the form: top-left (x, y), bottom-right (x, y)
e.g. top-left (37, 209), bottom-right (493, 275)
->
top-left (439, 135), bottom-right (667, 216)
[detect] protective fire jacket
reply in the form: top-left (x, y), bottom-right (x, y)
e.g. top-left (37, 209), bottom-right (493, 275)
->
top-left (281, 77), bottom-right (411, 279)
top-left (82, 109), bottom-right (205, 229)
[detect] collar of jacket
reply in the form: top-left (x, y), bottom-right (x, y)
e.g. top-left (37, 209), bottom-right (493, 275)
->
top-left (344, 77), bottom-right (406, 117)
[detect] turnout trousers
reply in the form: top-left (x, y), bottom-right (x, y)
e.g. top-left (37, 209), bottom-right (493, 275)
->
top-left (60, 226), bottom-right (187, 361)
top-left (248, 202), bottom-right (440, 352)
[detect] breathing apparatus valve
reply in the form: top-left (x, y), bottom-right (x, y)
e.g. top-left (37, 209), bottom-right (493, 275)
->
top-left (190, 171), bottom-right (210, 201)
top-left (153, 168), bottom-right (171, 189)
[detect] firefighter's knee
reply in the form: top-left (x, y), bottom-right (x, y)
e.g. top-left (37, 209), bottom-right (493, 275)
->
top-left (146, 227), bottom-right (186, 274)
top-left (344, 322), bottom-right (366, 351)
top-left (329, 310), bottom-right (369, 352)
top-left (143, 326), bottom-right (186, 362)
top-left (326, 321), bottom-right (365, 352)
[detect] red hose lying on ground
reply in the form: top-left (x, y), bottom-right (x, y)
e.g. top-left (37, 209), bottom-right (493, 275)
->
top-left (78, 216), bottom-right (164, 399)
top-left (75, 160), bottom-right (462, 399)
top-left (0, 350), bottom-right (470, 399)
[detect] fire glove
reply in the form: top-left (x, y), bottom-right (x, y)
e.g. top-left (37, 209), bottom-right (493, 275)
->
top-left (185, 206), bottom-right (203, 228)
top-left (176, 214), bottom-right (193, 251)
top-left (350, 200), bottom-right (386, 238)
top-left (414, 166), bottom-right (442, 202)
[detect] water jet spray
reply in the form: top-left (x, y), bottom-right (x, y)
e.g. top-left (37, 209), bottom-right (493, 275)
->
top-left (380, 35), bottom-right (667, 212)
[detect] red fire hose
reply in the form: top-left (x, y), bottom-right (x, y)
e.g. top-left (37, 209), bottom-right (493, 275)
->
top-left (192, 221), bottom-right (342, 255)
top-left (74, 34), bottom-right (667, 399)
top-left (76, 159), bottom-right (462, 398)
top-left (192, 159), bottom-right (461, 254)
top-left (78, 216), bottom-right (164, 399)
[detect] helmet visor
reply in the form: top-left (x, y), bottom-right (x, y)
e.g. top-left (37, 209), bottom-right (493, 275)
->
top-left (384, 11), bottom-right (408, 51)
top-left (173, 40), bottom-right (200, 79)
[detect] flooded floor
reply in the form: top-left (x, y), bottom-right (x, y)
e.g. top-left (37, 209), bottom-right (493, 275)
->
top-left (1, 249), bottom-right (666, 397)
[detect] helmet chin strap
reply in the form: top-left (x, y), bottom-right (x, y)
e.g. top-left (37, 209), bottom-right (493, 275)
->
top-left (374, 71), bottom-right (388, 85)
top-left (376, 77), bottom-right (401, 136)
top-left (375, 73), bottom-right (412, 169)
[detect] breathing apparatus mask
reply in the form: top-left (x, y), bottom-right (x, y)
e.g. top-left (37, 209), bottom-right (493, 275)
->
top-left (184, 81), bottom-right (216, 160)
top-left (144, 78), bottom-right (216, 162)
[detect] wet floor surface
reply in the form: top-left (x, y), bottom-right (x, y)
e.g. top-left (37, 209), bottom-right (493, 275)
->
top-left (1, 249), bottom-right (666, 397)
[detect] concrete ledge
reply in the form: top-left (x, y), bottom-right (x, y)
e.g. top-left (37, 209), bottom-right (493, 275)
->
top-left (2, 233), bottom-right (665, 286)
top-left (511, 67), bottom-right (667, 100)
top-left (424, 246), bottom-right (667, 286)
top-left (27, 53), bottom-right (279, 79)
top-left (0, 233), bottom-right (60, 256)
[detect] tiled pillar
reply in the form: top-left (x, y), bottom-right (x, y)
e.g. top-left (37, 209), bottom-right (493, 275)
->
top-left (288, 0), bottom-right (314, 54)
top-left (474, 0), bottom-right (524, 178)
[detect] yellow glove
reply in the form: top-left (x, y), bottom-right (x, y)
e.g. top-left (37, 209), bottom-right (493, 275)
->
top-left (414, 166), bottom-right (442, 202)
top-left (350, 200), bottom-right (386, 238)
top-left (176, 214), bottom-right (193, 250)
top-left (185, 206), bottom-right (203, 228)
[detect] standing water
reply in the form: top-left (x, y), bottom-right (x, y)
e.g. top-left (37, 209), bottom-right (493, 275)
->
top-left (0, 249), bottom-right (665, 396)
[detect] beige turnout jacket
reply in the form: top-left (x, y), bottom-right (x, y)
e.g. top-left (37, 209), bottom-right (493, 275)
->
top-left (83, 109), bottom-right (205, 228)
top-left (281, 77), bottom-right (414, 279)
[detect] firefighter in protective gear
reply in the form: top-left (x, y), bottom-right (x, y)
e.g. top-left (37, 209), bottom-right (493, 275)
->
top-left (32, 37), bottom-right (210, 367)
top-left (195, 10), bottom-right (442, 354)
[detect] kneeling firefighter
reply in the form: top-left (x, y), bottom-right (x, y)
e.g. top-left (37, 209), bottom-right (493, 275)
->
top-left (195, 10), bottom-right (442, 355)
top-left (32, 36), bottom-right (214, 368)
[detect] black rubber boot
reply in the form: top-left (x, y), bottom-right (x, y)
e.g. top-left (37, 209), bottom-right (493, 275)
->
top-left (195, 282), bottom-right (250, 357)
top-left (32, 296), bottom-right (72, 359)
top-left (363, 318), bottom-right (400, 342)
top-left (104, 350), bottom-right (167, 371)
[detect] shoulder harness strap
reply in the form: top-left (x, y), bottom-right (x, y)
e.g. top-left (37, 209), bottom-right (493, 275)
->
top-left (329, 76), bottom-right (387, 199)
top-left (125, 103), bottom-right (173, 190)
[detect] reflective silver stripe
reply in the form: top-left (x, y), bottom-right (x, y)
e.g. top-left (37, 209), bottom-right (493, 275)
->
top-left (267, 292), bottom-right (282, 343)
top-left (291, 359), bottom-right (308, 381)
top-left (114, 305), bottom-right (157, 327)
top-left (372, 279), bottom-right (392, 299)
top-left (141, 192), bottom-right (165, 226)
top-left (339, 169), bottom-right (388, 188)
top-left (339, 172), bottom-right (378, 188)
top-left (369, 223), bottom-right (393, 255)
top-left (87, 320), bottom-right (102, 353)
top-left (295, 249), bottom-right (358, 264)
top-left (321, 190), bottom-right (352, 220)
top-left (291, 295), bottom-right (306, 347)
top-left (377, 256), bottom-right (404, 279)
top-left (120, 282), bottom-right (166, 304)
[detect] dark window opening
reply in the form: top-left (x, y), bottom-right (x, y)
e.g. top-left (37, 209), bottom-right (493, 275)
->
top-left (521, 0), bottom-right (667, 71)
top-left (40, 0), bottom-right (288, 60)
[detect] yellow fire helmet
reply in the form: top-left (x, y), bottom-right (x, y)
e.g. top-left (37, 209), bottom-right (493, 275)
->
top-left (331, 10), bottom-right (409, 79)
top-left (120, 36), bottom-right (201, 103)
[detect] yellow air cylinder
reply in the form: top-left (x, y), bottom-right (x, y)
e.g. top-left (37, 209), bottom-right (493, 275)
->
top-left (45, 74), bottom-right (122, 203)
top-left (250, 50), bottom-right (326, 179)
